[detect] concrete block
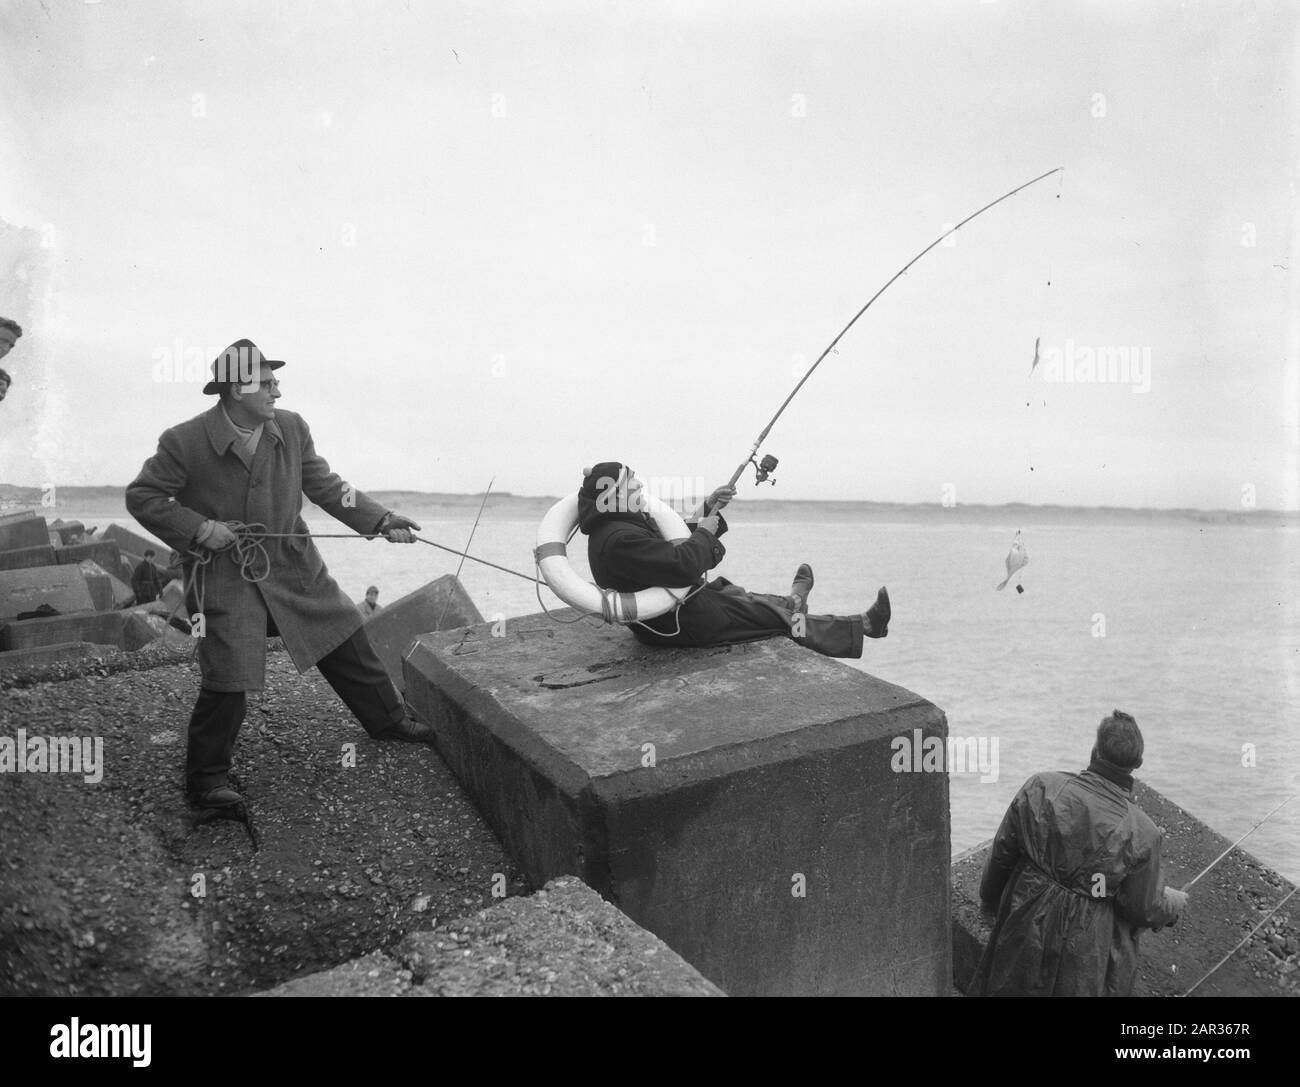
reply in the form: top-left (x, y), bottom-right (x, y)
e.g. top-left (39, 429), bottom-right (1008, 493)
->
top-left (101, 523), bottom-right (168, 559)
top-left (0, 565), bottom-right (96, 620)
top-left (81, 569), bottom-right (113, 612)
top-left (0, 514), bottom-right (50, 552)
top-left (49, 519), bottom-right (86, 545)
top-left (251, 876), bottom-right (723, 997)
top-left (403, 609), bottom-right (951, 997)
top-left (251, 951), bottom-right (412, 997)
top-left (951, 782), bottom-right (1296, 997)
top-left (0, 609), bottom-right (156, 652)
top-left (78, 560), bottom-right (135, 611)
top-left (364, 574), bottom-right (483, 693)
top-left (125, 608), bottom-right (192, 649)
top-left (0, 545), bottom-right (58, 572)
top-left (0, 641), bottom-right (116, 675)
top-left (53, 541), bottom-right (123, 570)
top-left (155, 579), bottom-right (187, 624)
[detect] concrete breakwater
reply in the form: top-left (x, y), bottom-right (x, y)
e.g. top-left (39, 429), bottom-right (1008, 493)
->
top-left (2, 594), bottom-right (1295, 996)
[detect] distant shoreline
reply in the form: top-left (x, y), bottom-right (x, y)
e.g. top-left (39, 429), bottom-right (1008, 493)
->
top-left (1, 483), bottom-right (1296, 525)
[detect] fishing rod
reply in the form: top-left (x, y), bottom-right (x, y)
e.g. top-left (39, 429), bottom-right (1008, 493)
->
top-left (721, 166), bottom-right (1064, 495)
top-left (1181, 885), bottom-right (1297, 997)
top-left (436, 478), bottom-right (495, 628)
top-left (1181, 790), bottom-right (1299, 891)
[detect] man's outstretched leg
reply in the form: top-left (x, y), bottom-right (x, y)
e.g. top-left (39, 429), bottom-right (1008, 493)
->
top-left (315, 627), bottom-right (434, 743)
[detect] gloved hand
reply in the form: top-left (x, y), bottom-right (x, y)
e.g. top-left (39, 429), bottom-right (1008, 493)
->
top-left (201, 522), bottom-right (239, 551)
top-left (1164, 886), bottom-right (1188, 919)
top-left (698, 511), bottom-right (722, 536)
top-left (382, 513), bottom-right (422, 544)
top-left (705, 485), bottom-right (737, 513)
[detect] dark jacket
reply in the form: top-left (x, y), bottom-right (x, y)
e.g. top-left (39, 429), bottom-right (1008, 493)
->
top-left (126, 405), bottom-right (388, 691)
top-left (130, 558), bottom-right (163, 603)
top-left (581, 491), bottom-right (749, 641)
top-left (970, 765), bottom-right (1179, 997)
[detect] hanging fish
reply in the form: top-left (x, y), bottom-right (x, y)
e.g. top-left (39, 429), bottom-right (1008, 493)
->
top-left (1029, 336), bottom-right (1042, 376)
top-left (996, 530), bottom-right (1029, 591)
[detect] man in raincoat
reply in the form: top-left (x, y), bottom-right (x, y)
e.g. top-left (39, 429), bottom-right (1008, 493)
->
top-left (127, 339), bottom-right (432, 813)
top-left (969, 710), bottom-right (1188, 997)
top-left (578, 462), bottom-right (890, 658)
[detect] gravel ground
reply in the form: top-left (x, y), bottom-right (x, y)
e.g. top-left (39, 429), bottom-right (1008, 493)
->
top-left (0, 642), bottom-right (529, 996)
top-left (256, 877), bottom-right (725, 997)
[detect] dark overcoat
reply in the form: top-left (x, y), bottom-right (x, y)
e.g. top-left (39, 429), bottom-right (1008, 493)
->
top-left (970, 767), bottom-right (1179, 997)
top-left (126, 405), bottom-right (389, 692)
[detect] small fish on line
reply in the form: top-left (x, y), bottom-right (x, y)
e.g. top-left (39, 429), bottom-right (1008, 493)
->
top-left (1029, 336), bottom-right (1042, 376)
top-left (996, 530), bottom-right (1028, 592)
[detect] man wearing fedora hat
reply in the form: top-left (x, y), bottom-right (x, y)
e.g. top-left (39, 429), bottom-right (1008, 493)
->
top-left (127, 338), bottom-right (433, 815)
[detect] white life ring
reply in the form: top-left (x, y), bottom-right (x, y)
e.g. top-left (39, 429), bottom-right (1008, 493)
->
top-left (534, 492), bottom-right (694, 623)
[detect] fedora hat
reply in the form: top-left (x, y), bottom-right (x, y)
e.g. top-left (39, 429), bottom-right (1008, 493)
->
top-left (202, 338), bottom-right (285, 395)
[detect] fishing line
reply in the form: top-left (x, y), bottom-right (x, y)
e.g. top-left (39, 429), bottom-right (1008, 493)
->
top-left (436, 479), bottom-right (495, 630)
top-left (1181, 884), bottom-right (1298, 997)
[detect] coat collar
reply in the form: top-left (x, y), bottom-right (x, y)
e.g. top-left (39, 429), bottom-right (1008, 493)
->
top-left (203, 402), bottom-right (283, 456)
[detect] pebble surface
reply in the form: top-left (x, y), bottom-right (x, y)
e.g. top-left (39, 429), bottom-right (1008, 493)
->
top-left (1, 641), bottom-right (528, 996)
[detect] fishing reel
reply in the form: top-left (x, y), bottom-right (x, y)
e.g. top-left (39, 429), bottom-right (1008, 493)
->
top-left (751, 453), bottom-right (779, 486)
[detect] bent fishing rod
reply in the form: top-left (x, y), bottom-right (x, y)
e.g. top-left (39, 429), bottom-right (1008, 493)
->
top-left (720, 166), bottom-right (1064, 495)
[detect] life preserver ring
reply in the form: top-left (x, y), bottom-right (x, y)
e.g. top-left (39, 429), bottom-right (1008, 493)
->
top-left (534, 492), bottom-right (693, 623)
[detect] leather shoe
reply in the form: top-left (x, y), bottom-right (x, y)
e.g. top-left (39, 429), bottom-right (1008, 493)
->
top-left (373, 716), bottom-right (435, 744)
top-left (864, 586), bottom-right (890, 638)
top-left (191, 784), bottom-right (244, 809)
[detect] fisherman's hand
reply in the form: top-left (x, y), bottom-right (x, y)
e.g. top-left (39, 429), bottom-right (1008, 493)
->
top-left (698, 511), bottom-right (722, 536)
top-left (381, 513), bottom-right (421, 544)
top-left (1164, 887), bottom-right (1188, 918)
top-left (201, 523), bottom-right (239, 551)
top-left (705, 485), bottom-right (737, 513)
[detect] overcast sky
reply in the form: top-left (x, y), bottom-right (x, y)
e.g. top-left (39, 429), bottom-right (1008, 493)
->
top-left (1, 0), bottom-right (1295, 509)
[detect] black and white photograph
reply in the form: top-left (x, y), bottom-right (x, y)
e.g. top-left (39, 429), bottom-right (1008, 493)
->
top-left (0, 0), bottom-right (1295, 1049)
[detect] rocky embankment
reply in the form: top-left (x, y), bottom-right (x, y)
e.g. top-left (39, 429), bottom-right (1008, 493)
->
top-left (1, 644), bottom-right (527, 996)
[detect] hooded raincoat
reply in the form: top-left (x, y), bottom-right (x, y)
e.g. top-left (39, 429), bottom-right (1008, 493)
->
top-left (126, 405), bottom-right (389, 692)
top-left (970, 764), bottom-right (1179, 997)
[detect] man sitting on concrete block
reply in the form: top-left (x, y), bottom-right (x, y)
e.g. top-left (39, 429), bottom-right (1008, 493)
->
top-left (969, 710), bottom-right (1188, 997)
top-left (578, 462), bottom-right (889, 658)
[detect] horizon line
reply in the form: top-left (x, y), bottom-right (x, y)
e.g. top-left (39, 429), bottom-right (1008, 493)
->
top-left (0, 483), bottom-right (1295, 517)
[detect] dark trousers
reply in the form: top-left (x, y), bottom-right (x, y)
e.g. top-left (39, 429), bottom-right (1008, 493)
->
top-left (186, 626), bottom-right (404, 794)
top-left (633, 578), bottom-right (864, 659)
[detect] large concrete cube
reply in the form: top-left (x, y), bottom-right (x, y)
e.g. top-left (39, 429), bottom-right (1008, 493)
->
top-left (0, 513), bottom-right (50, 552)
top-left (404, 609), bottom-right (950, 996)
top-left (0, 546), bottom-right (58, 572)
top-left (0, 565), bottom-right (96, 620)
top-left (53, 541), bottom-right (123, 570)
top-left (364, 574), bottom-right (483, 693)
top-left (0, 609), bottom-right (155, 651)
